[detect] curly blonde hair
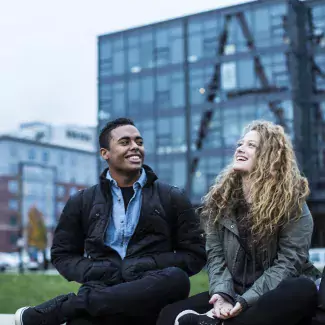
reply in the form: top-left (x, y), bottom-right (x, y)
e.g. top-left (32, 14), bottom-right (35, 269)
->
top-left (201, 120), bottom-right (310, 242)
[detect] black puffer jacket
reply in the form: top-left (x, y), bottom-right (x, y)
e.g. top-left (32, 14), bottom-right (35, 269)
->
top-left (51, 165), bottom-right (206, 285)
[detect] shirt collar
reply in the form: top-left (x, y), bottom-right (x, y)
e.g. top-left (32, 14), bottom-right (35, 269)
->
top-left (106, 168), bottom-right (147, 189)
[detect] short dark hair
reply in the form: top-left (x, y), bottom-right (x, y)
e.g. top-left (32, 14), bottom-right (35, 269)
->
top-left (99, 117), bottom-right (135, 149)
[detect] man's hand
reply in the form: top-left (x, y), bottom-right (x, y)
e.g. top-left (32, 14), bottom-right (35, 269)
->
top-left (209, 294), bottom-right (233, 320)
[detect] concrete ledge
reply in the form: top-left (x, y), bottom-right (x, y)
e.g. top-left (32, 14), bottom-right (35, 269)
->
top-left (0, 314), bottom-right (14, 325)
top-left (0, 314), bottom-right (67, 325)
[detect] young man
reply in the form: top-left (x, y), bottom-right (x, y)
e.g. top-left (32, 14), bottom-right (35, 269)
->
top-left (15, 118), bottom-right (206, 325)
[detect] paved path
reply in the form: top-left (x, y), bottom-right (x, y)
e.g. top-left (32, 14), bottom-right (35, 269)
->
top-left (0, 314), bottom-right (14, 324)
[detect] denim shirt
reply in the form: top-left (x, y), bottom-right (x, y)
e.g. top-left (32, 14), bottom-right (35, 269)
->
top-left (105, 169), bottom-right (147, 259)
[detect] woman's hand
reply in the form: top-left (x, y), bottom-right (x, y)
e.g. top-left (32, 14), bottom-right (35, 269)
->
top-left (209, 294), bottom-right (233, 319)
top-left (229, 302), bottom-right (243, 317)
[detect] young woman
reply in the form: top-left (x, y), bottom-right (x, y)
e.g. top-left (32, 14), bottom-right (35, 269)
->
top-left (157, 120), bottom-right (320, 325)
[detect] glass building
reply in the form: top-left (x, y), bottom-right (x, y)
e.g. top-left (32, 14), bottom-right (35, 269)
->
top-left (98, 0), bottom-right (325, 242)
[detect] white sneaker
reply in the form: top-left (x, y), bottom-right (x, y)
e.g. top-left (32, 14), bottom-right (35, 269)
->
top-left (14, 307), bottom-right (30, 325)
top-left (174, 309), bottom-right (218, 325)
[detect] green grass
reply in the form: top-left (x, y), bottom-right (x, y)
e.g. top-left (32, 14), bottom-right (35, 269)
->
top-left (0, 272), bottom-right (208, 314)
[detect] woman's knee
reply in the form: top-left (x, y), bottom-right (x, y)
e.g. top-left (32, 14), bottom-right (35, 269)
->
top-left (280, 277), bottom-right (318, 301)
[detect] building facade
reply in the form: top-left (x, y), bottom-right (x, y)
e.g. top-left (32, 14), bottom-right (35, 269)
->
top-left (98, 0), bottom-right (325, 244)
top-left (0, 124), bottom-right (97, 252)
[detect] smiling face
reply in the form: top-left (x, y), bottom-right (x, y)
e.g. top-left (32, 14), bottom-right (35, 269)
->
top-left (233, 130), bottom-right (261, 174)
top-left (100, 125), bottom-right (145, 175)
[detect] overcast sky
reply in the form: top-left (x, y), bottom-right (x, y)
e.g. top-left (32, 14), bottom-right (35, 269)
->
top-left (0, 0), bottom-right (248, 132)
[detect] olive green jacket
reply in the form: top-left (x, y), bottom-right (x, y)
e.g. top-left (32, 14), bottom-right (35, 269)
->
top-left (206, 203), bottom-right (320, 307)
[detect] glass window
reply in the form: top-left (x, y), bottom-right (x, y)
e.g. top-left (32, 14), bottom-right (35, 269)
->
top-left (113, 51), bottom-right (124, 75)
top-left (172, 116), bottom-right (185, 147)
top-left (171, 38), bottom-right (183, 64)
top-left (190, 68), bottom-right (204, 105)
top-left (156, 28), bottom-right (168, 47)
top-left (189, 16), bottom-right (203, 33)
top-left (57, 185), bottom-right (65, 198)
top-left (9, 199), bottom-right (18, 210)
top-left (128, 47), bottom-right (140, 70)
top-left (256, 102), bottom-right (275, 121)
top-left (189, 14), bottom-right (221, 60)
top-left (129, 78), bottom-right (140, 101)
top-left (10, 146), bottom-right (16, 158)
top-left (113, 36), bottom-right (123, 51)
top-left (69, 187), bottom-right (78, 196)
top-left (207, 157), bottom-right (222, 176)
top-left (57, 201), bottom-right (65, 214)
top-left (99, 84), bottom-right (112, 101)
top-left (171, 79), bottom-right (184, 108)
top-left (28, 148), bottom-right (36, 161)
top-left (192, 169), bottom-right (207, 197)
top-left (59, 154), bottom-right (65, 165)
top-left (154, 23), bottom-right (183, 66)
top-left (238, 59), bottom-right (255, 89)
top-left (99, 60), bottom-right (112, 78)
top-left (113, 82), bottom-right (126, 116)
top-left (203, 37), bottom-right (217, 58)
top-left (157, 74), bottom-right (170, 110)
top-left (173, 160), bottom-right (186, 188)
top-left (128, 79), bottom-right (140, 114)
top-left (189, 34), bottom-right (203, 60)
top-left (10, 216), bottom-right (17, 226)
top-left (155, 48), bottom-right (169, 67)
top-left (221, 62), bottom-right (237, 90)
top-left (99, 40), bottom-right (111, 60)
top-left (206, 114), bottom-right (222, 149)
top-left (157, 160), bottom-right (173, 184)
top-left (171, 72), bottom-right (185, 108)
top-left (255, 8), bottom-right (270, 32)
top-left (223, 108), bottom-right (241, 147)
top-left (140, 31), bottom-right (154, 68)
top-left (10, 233), bottom-right (17, 245)
top-left (141, 76), bottom-right (154, 104)
top-left (43, 151), bottom-right (49, 163)
top-left (8, 180), bottom-right (18, 194)
top-left (157, 118), bottom-right (170, 136)
top-left (142, 129), bottom-right (155, 154)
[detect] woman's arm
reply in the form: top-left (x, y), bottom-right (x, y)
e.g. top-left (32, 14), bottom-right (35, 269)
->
top-left (206, 226), bottom-right (236, 300)
top-left (240, 203), bottom-right (313, 307)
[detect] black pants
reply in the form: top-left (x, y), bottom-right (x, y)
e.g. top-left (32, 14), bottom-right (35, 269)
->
top-left (65, 267), bottom-right (190, 325)
top-left (157, 277), bottom-right (318, 325)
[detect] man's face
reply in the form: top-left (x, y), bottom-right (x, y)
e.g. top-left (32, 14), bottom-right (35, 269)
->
top-left (100, 125), bottom-right (145, 174)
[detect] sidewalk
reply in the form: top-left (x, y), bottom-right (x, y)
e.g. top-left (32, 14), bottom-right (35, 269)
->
top-left (0, 314), bottom-right (14, 324)
top-left (0, 314), bottom-right (67, 325)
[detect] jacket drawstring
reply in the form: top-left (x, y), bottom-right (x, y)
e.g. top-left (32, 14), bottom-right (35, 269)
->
top-left (252, 243), bottom-right (256, 281)
top-left (242, 254), bottom-right (248, 292)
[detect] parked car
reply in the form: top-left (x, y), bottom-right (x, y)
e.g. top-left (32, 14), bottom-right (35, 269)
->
top-left (309, 248), bottom-right (325, 271)
top-left (0, 252), bottom-right (41, 272)
top-left (0, 260), bottom-right (8, 272)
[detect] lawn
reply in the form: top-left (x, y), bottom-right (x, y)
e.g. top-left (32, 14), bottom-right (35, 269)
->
top-left (0, 271), bottom-right (208, 314)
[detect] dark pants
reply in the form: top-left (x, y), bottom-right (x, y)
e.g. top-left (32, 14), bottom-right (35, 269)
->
top-left (157, 277), bottom-right (318, 325)
top-left (65, 267), bottom-right (190, 325)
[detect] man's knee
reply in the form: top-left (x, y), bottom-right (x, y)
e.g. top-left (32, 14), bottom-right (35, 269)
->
top-left (164, 267), bottom-right (190, 295)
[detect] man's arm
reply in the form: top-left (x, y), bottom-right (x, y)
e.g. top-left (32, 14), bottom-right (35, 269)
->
top-left (153, 187), bottom-right (207, 276)
top-left (51, 191), bottom-right (120, 284)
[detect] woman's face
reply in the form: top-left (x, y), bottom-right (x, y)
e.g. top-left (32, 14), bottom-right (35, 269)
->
top-left (233, 130), bottom-right (261, 174)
